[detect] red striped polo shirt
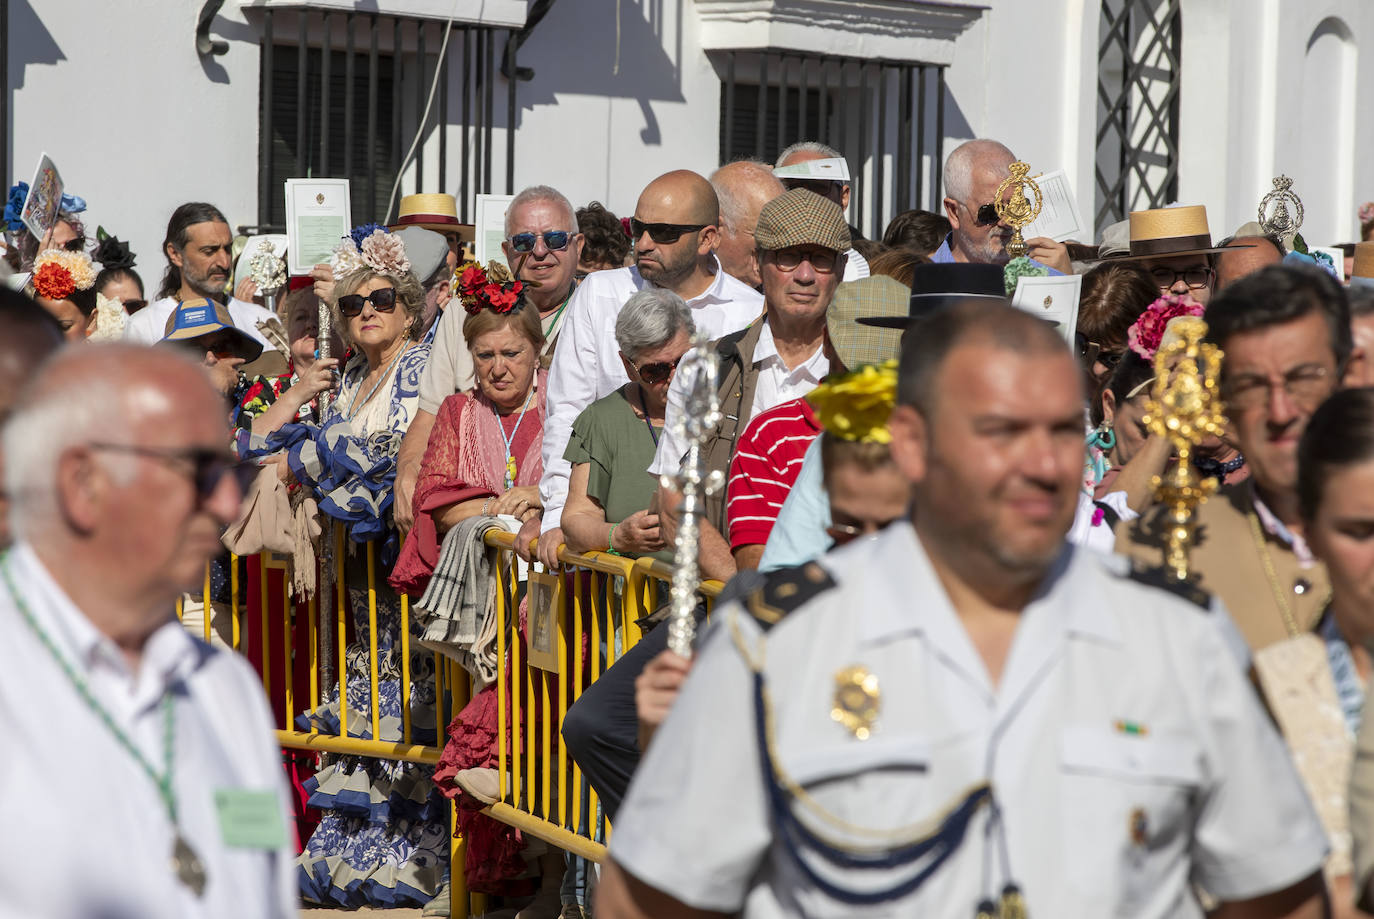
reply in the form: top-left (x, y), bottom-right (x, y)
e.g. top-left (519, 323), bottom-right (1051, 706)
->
top-left (726, 397), bottom-right (823, 550)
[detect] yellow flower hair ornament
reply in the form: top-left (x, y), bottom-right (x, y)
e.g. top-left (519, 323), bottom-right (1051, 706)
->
top-left (805, 360), bottom-right (898, 444)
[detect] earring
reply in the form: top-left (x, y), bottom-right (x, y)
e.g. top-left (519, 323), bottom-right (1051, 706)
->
top-left (1087, 420), bottom-right (1116, 451)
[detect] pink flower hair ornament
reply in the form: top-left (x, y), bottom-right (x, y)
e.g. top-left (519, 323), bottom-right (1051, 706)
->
top-left (1126, 294), bottom-right (1205, 361)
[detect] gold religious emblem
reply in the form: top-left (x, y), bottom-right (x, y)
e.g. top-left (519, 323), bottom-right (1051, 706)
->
top-left (1258, 175), bottom-right (1304, 239)
top-left (1141, 317), bottom-right (1226, 580)
top-left (1042, 295), bottom-right (1053, 308)
top-left (831, 666), bottom-right (880, 740)
top-left (315, 193), bottom-right (326, 205)
top-left (994, 161), bottom-right (1044, 260)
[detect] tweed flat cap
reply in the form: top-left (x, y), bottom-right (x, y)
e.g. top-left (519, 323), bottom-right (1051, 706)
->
top-left (827, 276), bottom-right (907, 369)
top-left (754, 188), bottom-right (852, 253)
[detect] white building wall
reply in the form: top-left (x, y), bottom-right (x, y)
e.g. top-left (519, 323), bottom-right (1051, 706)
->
top-left (8, 0), bottom-right (1374, 272)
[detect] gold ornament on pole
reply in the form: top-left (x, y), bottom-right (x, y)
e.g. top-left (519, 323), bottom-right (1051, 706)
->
top-left (993, 162), bottom-right (1044, 259)
top-left (1140, 317), bottom-right (1227, 581)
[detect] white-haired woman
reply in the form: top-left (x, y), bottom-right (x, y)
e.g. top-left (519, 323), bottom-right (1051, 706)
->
top-left (243, 228), bottom-right (444, 909)
top-left (562, 287), bottom-right (694, 562)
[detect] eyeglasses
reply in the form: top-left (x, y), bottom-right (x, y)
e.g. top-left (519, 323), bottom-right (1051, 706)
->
top-left (508, 230), bottom-right (571, 253)
top-left (87, 442), bottom-right (258, 501)
top-left (1075, 335), bottom-right (1123, 372)
top-left (1148, 266), bottom-right (1215, 290)
top-left (629, 218), bottom-right (707, 245)
top-left (1223, 364), bottom-right (1336, 411)
top-left (826, 516), bottom-right (903, 547)
top-left (770, 248), bottom-right (839, 273)
top-left (337, 287), bottom-right (398, 317)
top-left (972, 203), bottom-right (1000, 227)
top-left (627, 355), bottom-right (681, 385)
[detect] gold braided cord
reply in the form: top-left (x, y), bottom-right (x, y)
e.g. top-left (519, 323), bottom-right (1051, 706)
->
top-left (1246, 511), bottom-right (1301, 638)
top-left (727, 612), bottom-right (993, 853)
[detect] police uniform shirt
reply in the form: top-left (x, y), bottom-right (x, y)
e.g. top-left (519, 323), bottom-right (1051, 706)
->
top-left (609, 521), bottom-right (1327, 918)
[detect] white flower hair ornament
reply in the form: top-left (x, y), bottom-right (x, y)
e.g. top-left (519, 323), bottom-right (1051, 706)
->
top-left (329, 226), bottom-right (410, 279)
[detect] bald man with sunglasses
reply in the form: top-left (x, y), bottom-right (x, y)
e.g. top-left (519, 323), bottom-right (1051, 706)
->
top-left (529, 170), bottom-right (763, 568)
top-left (935, 139), bottom-right (1070, 275)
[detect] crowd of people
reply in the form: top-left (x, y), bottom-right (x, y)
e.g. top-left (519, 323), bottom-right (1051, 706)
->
top-left (4, 130), bottom-right (1374, 919)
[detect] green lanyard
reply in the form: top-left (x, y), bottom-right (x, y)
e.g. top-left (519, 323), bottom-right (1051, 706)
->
top-left (1, 552), bottom-right (206, 894)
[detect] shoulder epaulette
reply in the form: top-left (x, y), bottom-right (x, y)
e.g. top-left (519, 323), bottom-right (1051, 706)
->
top-left (746, 562), bottom-right (837, 629)
top-left (1122, 562), bottom-right (1212, 610)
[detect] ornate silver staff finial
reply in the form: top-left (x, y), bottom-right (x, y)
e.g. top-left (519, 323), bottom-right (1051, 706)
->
top-left (660, 333), bottom-right (724, 659)
top-left (317, 300), bottom-right (334, 419)
top-left (1259, 175), bottom-right (1304, 239)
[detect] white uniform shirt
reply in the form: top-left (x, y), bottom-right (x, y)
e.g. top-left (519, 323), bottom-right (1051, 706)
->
top-left (124, 296), bottom-right (280, 351)
top-left (538, 259), bottom-right (762, 532)
top-left (649, 318), bottom-right (828, 478)
top-left (0, 544), bottom-right (296, 919)
top-left (611, 522), bottom-right (1326, 917)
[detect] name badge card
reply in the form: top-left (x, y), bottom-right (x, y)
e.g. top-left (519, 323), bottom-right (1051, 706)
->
top-left (215, 788), bottom-right (287, 849)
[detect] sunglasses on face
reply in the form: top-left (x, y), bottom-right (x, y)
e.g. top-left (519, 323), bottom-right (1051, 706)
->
top-left (88, 442), bottom-right (259, 502)
top-left (971, 203), bottom-right (1000, 227)
top-left (826, 516), bottom-right (903, 547)
top-left (627, 355), bottom-right (681, 385)
top-left (338, 287), bottom-right (398, 317)
top-left (629, 218), bottom-right (707, 245)
top-left (508, 230), bottom-right (571, 253)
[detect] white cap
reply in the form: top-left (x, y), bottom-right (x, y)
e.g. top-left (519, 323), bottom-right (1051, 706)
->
top-left (773, 156), bottom-right (850, 183)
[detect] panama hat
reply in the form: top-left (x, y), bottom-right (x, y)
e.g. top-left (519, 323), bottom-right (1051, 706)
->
top-left (390, 193), bottom-right (475, 243)
top-left (1118, 205), bottom-right (1250, 260)
top-left (162, 297), bottom-right (263, 362)
top-left (858, 263), bottom-right (1006, 328)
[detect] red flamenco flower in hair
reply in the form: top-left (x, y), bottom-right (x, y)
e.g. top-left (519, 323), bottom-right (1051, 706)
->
top-left (33, 262), bottom-right (76, 301)
top-left (458, 264), bottom-right (486, 298)
top-left (485, 280), bottom-right (522, 313)
top-left (1127, 294), bottom-right (1204, 361)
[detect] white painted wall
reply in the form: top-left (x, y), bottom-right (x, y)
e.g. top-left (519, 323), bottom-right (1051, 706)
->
top-left (9, 0), bottom-right (263, 292)
top-left (9, 0), bottom-right (1374, 277)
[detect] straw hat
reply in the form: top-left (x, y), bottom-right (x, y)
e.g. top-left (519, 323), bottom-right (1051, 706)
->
top-left (390, 193), bottom-right (475, 243)
top-left (1120, 205), bottom-right (1247, 259)
top-left (1351, 241), bottom-right (1374, 288)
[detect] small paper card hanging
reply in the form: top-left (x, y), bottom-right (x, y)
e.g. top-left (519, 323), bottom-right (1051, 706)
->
top-left (20, 153), bottom-right (63, 240)
top-left (526, 569), bottom-right (565, 674)
top-left (1020, 169), bottom-right (1085, 243)
top-left (1011, 274), bottom-right (1083, 346)
top-left (285, 179), bottom-right (351, 276)
top-left (475, 194), bottom-right (516, 269)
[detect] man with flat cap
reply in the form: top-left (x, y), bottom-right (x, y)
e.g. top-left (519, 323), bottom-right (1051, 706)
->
top-left (758, 262), bottom-right (1006, 571)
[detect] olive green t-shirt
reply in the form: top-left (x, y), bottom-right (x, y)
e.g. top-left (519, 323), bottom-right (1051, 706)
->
top-left (564, 385), bottom-right (671, 563)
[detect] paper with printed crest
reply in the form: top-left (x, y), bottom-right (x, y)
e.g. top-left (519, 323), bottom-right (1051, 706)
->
top-left (1012, 274), bottom-right (1083, 344)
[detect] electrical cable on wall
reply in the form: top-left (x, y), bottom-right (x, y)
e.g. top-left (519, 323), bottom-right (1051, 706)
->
top-left (385, 8), bottom-right (458, 224)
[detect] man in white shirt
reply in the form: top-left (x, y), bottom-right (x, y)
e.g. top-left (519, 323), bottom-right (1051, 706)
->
top-left (531, 170), bottom-right (763, 567)
top-left (0, 344), bottom-right (295, 918)
top-left (599, 300), bottom-right (1328, 919)
top-left (124, 202), bottom-right (278, 352)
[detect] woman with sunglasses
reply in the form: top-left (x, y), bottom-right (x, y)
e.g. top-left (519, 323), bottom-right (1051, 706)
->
top-left (562, 288), bottom-right (694, 562)
top-left (245, 229), bottom-right (445, 909)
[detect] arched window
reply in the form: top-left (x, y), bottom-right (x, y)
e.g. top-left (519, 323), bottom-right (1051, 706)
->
top-left (1094, 0), bottom-right (1182, 235)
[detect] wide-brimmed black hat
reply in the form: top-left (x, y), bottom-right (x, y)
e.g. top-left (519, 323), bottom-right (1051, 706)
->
top-left (857, 263), bottom-right (1006, 328)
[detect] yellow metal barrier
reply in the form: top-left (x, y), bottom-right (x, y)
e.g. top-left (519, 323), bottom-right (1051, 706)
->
top-left (182, 523), bottom-right (722, 913)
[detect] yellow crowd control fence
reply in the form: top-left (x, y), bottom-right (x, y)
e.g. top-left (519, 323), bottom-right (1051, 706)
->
top-left (177, 522), bottom-right (720, 917)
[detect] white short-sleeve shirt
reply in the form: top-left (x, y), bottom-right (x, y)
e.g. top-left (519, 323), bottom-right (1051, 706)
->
top-left (610, 522), bottom-right (1327, 917)
top-left (0, 544), bottom-right (297, 919)
top-left (538, 260), bottom-right (763, 532)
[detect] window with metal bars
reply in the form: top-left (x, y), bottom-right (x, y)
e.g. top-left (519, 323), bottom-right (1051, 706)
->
top-left (714, 50), bottom-right (947, 241)
top-left (1094, 0), bottom-right (1182, 236)
top-left (264, 44), bottom-right (397, 230)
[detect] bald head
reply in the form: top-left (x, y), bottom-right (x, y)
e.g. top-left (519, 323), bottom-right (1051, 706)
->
top-left (943, 139), bottom-right (1016, 205)
top-left (710, 161), bottom-right (784, 287)
top-left (636, 170), bottom-right (720, 228)
top-left (1214, 236), bottom-right (1284, 291)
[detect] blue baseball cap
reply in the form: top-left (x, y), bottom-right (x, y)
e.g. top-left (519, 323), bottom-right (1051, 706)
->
top-left (161, 297), bottom-right (263, 361)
